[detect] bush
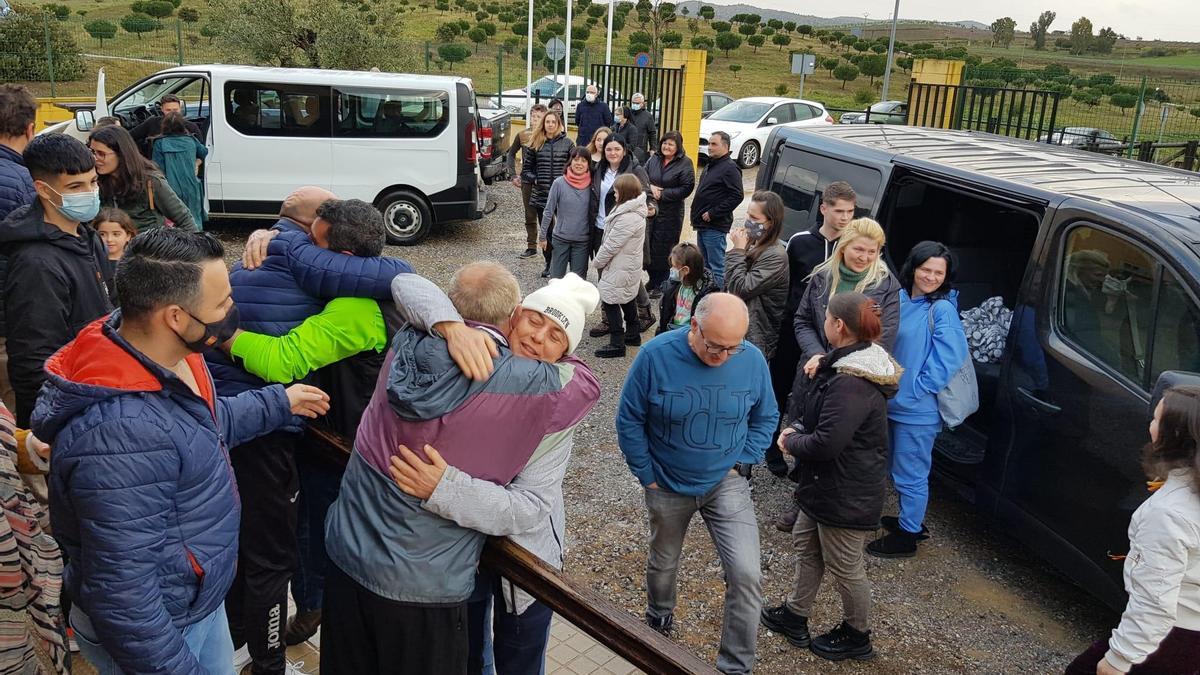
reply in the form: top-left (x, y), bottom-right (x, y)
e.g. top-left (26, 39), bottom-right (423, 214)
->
top-left (833, 63), bottom-right (859, 89)
top-left (729, 64), bottom-right (741, 73)
top-left (0, 12), bottom-right (86, 81)
top-left (1088, 73), bottom-right (1116, 87)
top-left (46, 3), bottom-right (71, 20)
top-left (747, 34), bottom-right (765, 52)
top-left (854, 89), bottom-right (874, 105)
top-left (772, 34), bottom-right (790, 50)
top-left (120, 12), bottom-right (159, 39)
top-left (690, 35), bottom-right (713, 50)
top-left (1071, 89), bottom-right (1101, 106)
top-left (85, 18), bottom-right (118, 44)
top-left (178, 6), bottom-right (200, 23)
top-left (711, 20), bottom-right (730, 32)
top-left (662, 30), bottom-right (682, 48)
top-left (774, 84), bottom-right (788, 96)
top-left (438, 43), bottom-right (471, 64)
top-left (142, 0), bottom-right (175, 18)
top-left (1110, 93), bottom-right (1137, 114)
top-left (714, 31), bottom-right (741, 56)
top-left (1191, 107), bottom-right (1200, 118)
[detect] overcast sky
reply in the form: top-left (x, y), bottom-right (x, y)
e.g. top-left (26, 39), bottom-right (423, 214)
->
top-left (700, 0), bottom-right (1199, 42)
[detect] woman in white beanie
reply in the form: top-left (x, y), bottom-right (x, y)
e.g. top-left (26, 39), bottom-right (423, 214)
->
top-left (593, 174), bottom-right (648, 358)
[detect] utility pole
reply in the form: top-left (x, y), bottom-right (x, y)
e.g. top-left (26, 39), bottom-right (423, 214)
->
top-left (880, 0), bottom-right (901, 102)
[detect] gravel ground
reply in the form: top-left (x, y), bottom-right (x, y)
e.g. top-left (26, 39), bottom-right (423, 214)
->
top-left (211, 172), bottom-right (1117, 674)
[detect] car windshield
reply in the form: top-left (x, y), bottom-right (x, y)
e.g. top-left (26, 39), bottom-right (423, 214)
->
top-left (708, 101), bottom-right (770, 123)
top-left (529, 77), bottom-right (563, 97)
top-left (869, 102), bottom-right (894, 112)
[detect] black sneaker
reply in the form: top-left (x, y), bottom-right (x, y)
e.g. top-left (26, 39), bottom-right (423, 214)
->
top-left (541, 268), bottom-right (551, 278)
top-left (810, 621), bottom-right (875, 661)
top-left (646, 613), bottom-right (674, 636)
top-left (649, 288), bottom-right (663, 300)
top-left (624, 333), bottom-right (642, 346)
top-left (595, 344), bottom-right (626, 359)
top-left (774, 502), bottom-right (800, 533)
top-left (766, 458), bottom-right (789, 478)
top-left (760, 604), bottom-right (811, 647)
top-left (519, 247), bottom-right (537, 258)
top-left (866, 530), bottom-right (919, 558)
top-left (881, 516), bottom-right (930, 540)
top-left (284, 609), bottom-right (322, 646)
top-left (637, 304), bottom-right (656, 333)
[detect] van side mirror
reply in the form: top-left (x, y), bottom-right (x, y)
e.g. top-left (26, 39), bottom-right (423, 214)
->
top-left (1149, 370), bottom-right (1200, 416)
top-left (75, 109), bottom-right (95, 132)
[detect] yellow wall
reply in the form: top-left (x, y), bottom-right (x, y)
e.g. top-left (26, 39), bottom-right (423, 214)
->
top-left (35, 97), bottom-right (92, 131)
top-left (908, 59), bottom-right (965, 129)
top-left (661, 48), bottom-right (707, 173)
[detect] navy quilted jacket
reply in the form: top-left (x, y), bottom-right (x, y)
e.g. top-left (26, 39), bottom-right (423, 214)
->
top-left (0, 144), bottom-right (38, 337)
top-left (33, 313), bottom-right (295, 675)
top-left (206, 225), bottom-right (414, 394)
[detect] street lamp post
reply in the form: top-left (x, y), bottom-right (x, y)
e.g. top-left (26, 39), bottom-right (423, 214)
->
top-left (880, 0), bottom-right (901, 102)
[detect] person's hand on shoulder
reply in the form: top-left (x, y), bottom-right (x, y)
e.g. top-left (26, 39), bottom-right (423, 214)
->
top-left (285, 384), bottom-right (330, 418)
top-left (242, 229), bottom-right (280, 270)
top-left (436, 321), bottom-right (498, 381)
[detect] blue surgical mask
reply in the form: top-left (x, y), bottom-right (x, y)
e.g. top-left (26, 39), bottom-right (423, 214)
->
top-left (669, 268), bottom-right (681, 282)
top-left (744, 219), bottom-right (766, 240)
top-left (45, 184), bottom-right (101, 223)
top-left (631, 103), bottom-right (642, 111)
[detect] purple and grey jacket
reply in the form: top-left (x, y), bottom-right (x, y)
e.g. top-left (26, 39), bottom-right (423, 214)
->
top-left (324, 322), bottom-right (600, 604)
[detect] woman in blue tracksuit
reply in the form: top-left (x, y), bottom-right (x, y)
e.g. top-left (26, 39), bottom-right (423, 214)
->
top-left (867, 241), bottom-right (968, 558)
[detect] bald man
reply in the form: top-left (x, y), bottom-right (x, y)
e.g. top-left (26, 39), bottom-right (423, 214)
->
top-left (616, 292), bottom-right (777, 675)
top-left (242, 185), bottom-right (337, 269)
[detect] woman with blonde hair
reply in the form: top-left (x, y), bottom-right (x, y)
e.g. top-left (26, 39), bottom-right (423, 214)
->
top-left (794, 218), bottom-right (900, 379)
top-left (586, 126), bottom-right (612, 168)
top-left (523, 110), bottom-right (574, 276)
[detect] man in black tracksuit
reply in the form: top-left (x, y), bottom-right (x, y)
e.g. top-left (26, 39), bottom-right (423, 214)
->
top-left (690, 131), bottom-right (744, 289)
top-left (765, 181), bottom-right (857, 477)
top-left (0, 135), bottom-right (111, 427)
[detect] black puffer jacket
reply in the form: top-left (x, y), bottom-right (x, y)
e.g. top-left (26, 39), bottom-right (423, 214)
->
top-left (784, 342), bottom-right (901, 530)
top-left (524, 132), bottom-right (575, 210)
top-left (655, 270), bottom-right (718, 335)
top-left (644, 152), bottom-right (696, 274)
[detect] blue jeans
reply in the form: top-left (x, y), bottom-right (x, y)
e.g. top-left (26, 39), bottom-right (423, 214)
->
top-left (889, 420), bottom-right (942, 534)
top-left (644, 471), bottom-right (761, 675)
top-left (468, 572), bottom-right (552, 675)
top-left (695, 229), bottom-right (727, 288)
top-left (72, 603), bottom-right (233, 675)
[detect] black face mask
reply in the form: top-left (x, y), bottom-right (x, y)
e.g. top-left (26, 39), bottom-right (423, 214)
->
top-left (176, 304), bottom-right (240, 353)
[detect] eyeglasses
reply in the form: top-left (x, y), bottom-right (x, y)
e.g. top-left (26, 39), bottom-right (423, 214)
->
top-left (695, 323), bottom-right (744, 356)
top-left (91, 148), bottom-right (113, 161)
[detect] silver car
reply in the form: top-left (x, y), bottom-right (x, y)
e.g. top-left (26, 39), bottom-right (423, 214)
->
top-left (1037, 127), bottom-right (1121, 150)
top-left (839, 100), bottom-right (908, 125)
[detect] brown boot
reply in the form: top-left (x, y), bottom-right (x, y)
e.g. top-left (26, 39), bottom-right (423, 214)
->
top-left (774, 501), bottom-right (800, 533)
top-left (589, 317), bottom-right (610, 338)
top-left (284, 609), bottom-right (322, 646)
top-left (637, 303), bottom-right (656, 333)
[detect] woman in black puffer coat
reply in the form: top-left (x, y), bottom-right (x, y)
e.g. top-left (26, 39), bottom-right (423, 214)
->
top-left (523, 111), bottom-right (575, 275)
top-left (644, 130), bottom-right (695, 294)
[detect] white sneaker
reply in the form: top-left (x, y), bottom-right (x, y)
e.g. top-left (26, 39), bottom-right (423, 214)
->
top-left (233, 645), bottom-right (252, 671)
top-left (286, 661), bottom-right (307, 675)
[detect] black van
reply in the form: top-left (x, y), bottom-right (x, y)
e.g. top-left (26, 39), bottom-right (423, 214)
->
top-left (759, 124), bottom-right (1200, 610)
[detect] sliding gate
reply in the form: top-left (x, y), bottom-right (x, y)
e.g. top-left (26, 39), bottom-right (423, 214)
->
top-left (590, 63), bottom-right (685, 138)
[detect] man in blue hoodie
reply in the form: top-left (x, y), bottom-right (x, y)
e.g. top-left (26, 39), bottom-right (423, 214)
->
top-left (616, 292), bottom-right (777, 675)
top-left (33, 228), bottom-right (329, 675)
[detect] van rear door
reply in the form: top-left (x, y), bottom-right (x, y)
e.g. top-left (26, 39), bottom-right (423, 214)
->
top-left (997, 197), bottom-right (1200, 609)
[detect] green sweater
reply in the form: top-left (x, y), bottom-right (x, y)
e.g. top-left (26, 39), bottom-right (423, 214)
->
top-left (836, 263), bottom-right (868, 294)
top-left (230, 296), bottom-right (387, 384)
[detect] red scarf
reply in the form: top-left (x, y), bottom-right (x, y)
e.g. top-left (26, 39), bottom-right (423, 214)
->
top-left (565, 168), bottom-right (591, 190)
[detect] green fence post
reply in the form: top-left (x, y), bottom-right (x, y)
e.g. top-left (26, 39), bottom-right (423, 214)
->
top-left (42, 14), bottom-right (56, 98)
top-left (583, 49), bottom-right (590, 84)
top-left (425, 41), bottom-right (431, 72)
top-left (176, 19), bottom-right (185, 66)
top-left (496, 49), bottom-right (503, 99)
top-left (1127, 76), bottom-right (1147, 160)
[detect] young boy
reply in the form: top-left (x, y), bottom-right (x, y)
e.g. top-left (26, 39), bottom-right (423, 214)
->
top-left (0, 134), bottom-right (112, 426)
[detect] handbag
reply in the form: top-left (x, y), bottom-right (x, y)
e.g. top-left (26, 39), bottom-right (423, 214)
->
top-left (928, 301), bottom-right (979, 428)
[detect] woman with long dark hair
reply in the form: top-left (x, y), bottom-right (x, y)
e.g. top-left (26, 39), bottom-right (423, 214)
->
top-left (761, 292), bottom-right (900, 662)
top-left (87, 124), bottom-right (196, 232)
top-left (644, 130), bottom-right (695, 295)
top-left (1066, 385), bottom-right (1200, 675)
top-left (538, 146), bottom-right (595, 279)
top-left (524, 110), bottom-right (574, 277)
top-left (867, 241), bottom-right (969, 558)
top-left (725, 190), bottom-right (789, 360)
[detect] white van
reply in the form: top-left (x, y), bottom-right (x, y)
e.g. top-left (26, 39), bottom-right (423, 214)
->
top-left (47, 65), bottom-right (485, 244)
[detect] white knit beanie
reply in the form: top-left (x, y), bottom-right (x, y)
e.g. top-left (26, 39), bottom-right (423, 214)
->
top-left (520, 273), bottom-right (600, 353)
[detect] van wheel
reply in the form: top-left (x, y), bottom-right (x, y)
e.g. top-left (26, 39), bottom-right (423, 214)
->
top-left (738, 141), bottom-right (760, 168)
top-left (378, 190), bottom-right (432, 246)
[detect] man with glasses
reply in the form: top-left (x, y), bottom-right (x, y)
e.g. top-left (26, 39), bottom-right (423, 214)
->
top-left (616, 292), bottom-right (777, 675)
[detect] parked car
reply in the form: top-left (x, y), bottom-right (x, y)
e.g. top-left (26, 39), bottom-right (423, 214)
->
top-left (0, 0), bottom-right (12, 18)
top-left (699, 96), bottom-right (834, 168)
top-left (476, 104), bottom-right (512, 185)
top-left (1037, 126), bottom-right (1121, 150)
top-left (489, 75), bottom-right (614, 122)
top-left (760, 123), bottom-right (1200, 612)
top-left (649, 90), bottom-right (733, 118)
top-left (46, 65), bottom-right (485, 245)
top-left (839, 100), bottom-right (908, 125)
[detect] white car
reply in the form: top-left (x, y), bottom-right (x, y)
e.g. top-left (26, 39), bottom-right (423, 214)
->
top-left (490, 75), bottom-right (613, 123)
top-left (699, 97), bottom-right (834, 168)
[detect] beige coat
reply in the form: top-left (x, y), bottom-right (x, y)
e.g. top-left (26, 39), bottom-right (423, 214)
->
top-left (594, 193), bottom-right (648, 305)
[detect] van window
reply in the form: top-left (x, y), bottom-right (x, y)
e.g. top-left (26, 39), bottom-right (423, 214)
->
top-left (768, 147), bottom-right (881, 240)
top-left (225, 82), bottom-right (330, 137)
top-left (1149, 270), bottom-right (1200, 381)
top-left (1059, 226), bottom-right (1154, 384)
top-left (334, 88), bottom-right (450, 138)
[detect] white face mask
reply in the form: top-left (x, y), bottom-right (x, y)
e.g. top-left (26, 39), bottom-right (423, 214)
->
top-left (585, 93), bottom-right (596, 103)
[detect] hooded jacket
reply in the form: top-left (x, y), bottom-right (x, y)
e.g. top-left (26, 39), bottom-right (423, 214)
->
top-left (644, 151), bottom-right (696, 273)
top-left (689, 152), bottom-right (743, 233)
top-left (151, 134), bottom-right (208, 227)
top-left (325, 324), bottom-right (599, 605)
top-left (793, 268), bottom-right (901, 362)
top-left (595, 194), bottom-right (648, 305)
top-left (205, 227), bottom-right (412, 395)
top-left (888, 289), bottom-right (970, 426)
top-left (725, 242), bottom-right (789, 360)
top-left (784, 342), bottom-right (902, 530)
top-left (524, 132), bottom-right (575, 210)
top-left (0, 200), bottom-right (112, 426)
top-left (655, 269), bottom-right (718, 336)
top-left (0, 143), bottom-right (38, 338)
top-left (32, 314), bottom-right (294, 675)
top-left (574, 98), bottom-right (613, 146)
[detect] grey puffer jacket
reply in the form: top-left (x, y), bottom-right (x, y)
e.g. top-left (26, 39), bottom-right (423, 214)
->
top-left (594, 194), bottom-right (648, 305)
top-left (725, 242), bottom-right (789, 360)
top-left (793, 269), bottom-right (901, 361)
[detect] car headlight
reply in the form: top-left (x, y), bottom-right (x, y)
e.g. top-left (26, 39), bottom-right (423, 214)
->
top-left (727, 131), bottom-right (741, 140)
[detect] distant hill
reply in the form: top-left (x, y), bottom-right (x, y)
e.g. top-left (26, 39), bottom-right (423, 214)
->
top-left (673, 1), bottom-right (988, 31)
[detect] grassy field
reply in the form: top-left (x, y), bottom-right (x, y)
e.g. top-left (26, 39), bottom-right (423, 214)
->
top-left (9, 0), bottom-right (1200, 144)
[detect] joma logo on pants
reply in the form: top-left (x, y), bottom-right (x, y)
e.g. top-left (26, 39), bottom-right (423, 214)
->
top-left (267, 604), bottom-right (282, 650)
